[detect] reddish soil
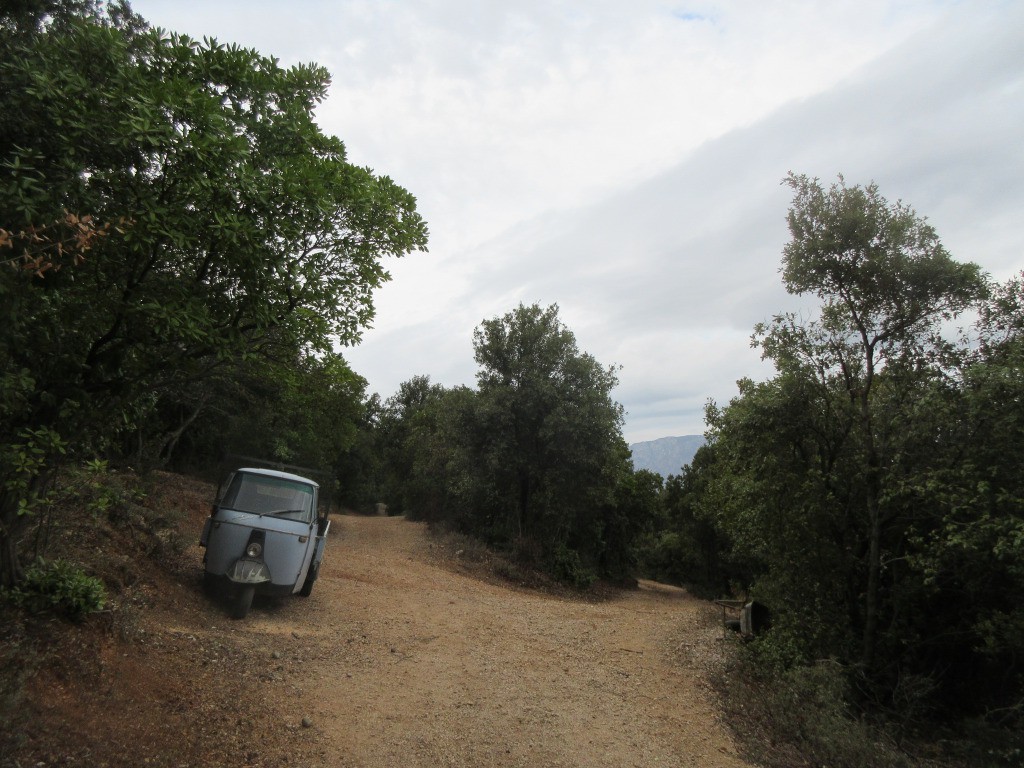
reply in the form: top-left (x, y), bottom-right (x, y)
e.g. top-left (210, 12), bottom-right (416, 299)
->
top-left (2, 472), bottom-right (754, 768)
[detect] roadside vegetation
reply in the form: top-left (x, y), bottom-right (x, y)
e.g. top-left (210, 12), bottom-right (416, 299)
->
top-left (2, 2), bottom-right (1020, 766)
top-left (639, 178), bottom-right (1024, 766)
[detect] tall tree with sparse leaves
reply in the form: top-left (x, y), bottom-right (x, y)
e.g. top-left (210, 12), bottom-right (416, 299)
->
top-left (760, 174), bottom-right (986, 670)
top-left (705, 174), bottom-right (994, 715)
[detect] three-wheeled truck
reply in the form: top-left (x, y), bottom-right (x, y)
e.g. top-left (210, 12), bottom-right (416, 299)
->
top-left (200, 467), bottom-right (329, 618)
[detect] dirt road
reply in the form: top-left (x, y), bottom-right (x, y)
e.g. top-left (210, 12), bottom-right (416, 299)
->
top-left (247, 514), bottom-right (752, 768)
top-left (11, 500), bottom-right (755, 768)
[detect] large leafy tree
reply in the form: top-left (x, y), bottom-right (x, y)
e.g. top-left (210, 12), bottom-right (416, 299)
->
top-left (369, 306), bottom-right (643, 584)
top-left (402, 383), bottom-right (480, 525)
top-left (0, 2), bottom-right (427, 585)
top-left (704, 371), bottom-right (865, 664)
top-left (165, 351), bottom-right (368, 474)
top-left (471, 304), bottom-right (628, 564)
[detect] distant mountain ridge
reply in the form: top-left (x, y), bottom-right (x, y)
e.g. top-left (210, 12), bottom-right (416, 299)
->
top-left (629, 435), bottom-right (706, 478)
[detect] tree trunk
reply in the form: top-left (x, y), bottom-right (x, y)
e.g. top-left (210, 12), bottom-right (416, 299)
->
top-left (862, 494), bottom-right (882, 671)
top-left (158, 391), bottom-right (211, 468)
top-left (859, 376), bottom-right (883, 673)
top-left (518, 472), bottom-right (531, 537)
top-left (0, 501), bottom-right (25, 588)
top-left (0, 468), bottom-right (57, 588)
top-left (858, 336), bottom-right (883, 673)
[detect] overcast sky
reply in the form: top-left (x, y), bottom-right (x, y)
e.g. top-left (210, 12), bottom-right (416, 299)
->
top-left (132, 0), bottom-right (1023, 443)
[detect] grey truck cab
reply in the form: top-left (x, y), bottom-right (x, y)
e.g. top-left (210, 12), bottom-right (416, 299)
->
top-left (200, 467), bottom-right (329, 618)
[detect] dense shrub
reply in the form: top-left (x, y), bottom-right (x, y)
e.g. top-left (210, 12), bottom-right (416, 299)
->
top-left (6, 558), bottom-right (106, 621)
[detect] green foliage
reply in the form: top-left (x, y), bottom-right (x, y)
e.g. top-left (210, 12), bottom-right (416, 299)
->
top-left (156, 350), bottom-right (369, 479)
top-left (6, 558), bottom-right (106, 620)
top-left (471, 304), bottom-right (626, 549)
top-left (0, 427), bottom-right (66, 517)
top-left (78, 457), bottom-right (119, 516)
top-left (548, 543), bottom-right (596, 589)
top-left (780, 173), bottom-right (983, 340)
top-left (703, 372), bottom-right (861, 663)
top-left (719, 651), bottom-right (908, 768)
top-left (593, 467), bottom-right (662, 583)
top-left (466, 303), bottom-right (635, 579)
top-left (0, 1), bottom-right (426, 584)
top-left (637, 445), bottom-right (742, 596)
top-left (0, 426), bottom-right (67, 585)
top-left (60, 459), bottom-right (151, 532)
top-left (702, 175), bottom-right (1023, 738)
top-left (363, 305), bottom-right (651, 586)
top-left (356, 376), bottom-right (471, 518)
top-left (883, 275), bottom-right (1024, 719)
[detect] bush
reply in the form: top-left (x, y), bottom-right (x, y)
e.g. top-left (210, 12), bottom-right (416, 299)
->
top-left (7, 559), bottom-right (106, 621)
top-left (718, 644), bottom-right (908, 768)
top-left (548, 544), bottom-right (596, 589)
top-left (69, 460), bottom-right (149, 522)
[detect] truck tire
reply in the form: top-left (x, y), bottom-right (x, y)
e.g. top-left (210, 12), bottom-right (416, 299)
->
top-left (231, 585), bottom-right (255, 619)
top-left (299, 563), bottom-right (318, 597)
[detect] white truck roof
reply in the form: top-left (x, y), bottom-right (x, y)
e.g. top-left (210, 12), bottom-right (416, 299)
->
top-left (237, 467), bottom-right (319, 488)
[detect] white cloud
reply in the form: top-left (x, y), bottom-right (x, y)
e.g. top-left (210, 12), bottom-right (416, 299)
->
top-left (132, 0), bottom-right (1024, 442)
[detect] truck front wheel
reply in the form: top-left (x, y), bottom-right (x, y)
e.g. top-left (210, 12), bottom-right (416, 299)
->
top-left (299, 563), bottom-right (318, 597)
top-left (231, 585), bottom-right (255, 618)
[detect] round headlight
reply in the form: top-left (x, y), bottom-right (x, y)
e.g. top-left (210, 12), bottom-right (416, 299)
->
top-left (245, 542), bottom-right (262, 558)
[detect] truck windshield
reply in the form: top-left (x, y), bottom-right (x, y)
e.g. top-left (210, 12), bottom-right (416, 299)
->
top-left (222, 473), bottom-right (314, 523)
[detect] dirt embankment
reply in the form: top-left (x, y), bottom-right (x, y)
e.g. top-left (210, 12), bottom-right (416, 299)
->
top-left (6, 474), bottom-right (754, 768)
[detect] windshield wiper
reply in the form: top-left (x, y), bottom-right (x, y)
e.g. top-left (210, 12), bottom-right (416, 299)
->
top-left (266, 508), bottom-right (308, 518)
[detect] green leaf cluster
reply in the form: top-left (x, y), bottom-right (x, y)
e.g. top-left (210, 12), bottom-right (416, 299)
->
top-left (4, 557), bottom-right (106, 621)
top-left (0, 1), bottom-right (426, 587)
top-left (359, 304), bottom-right (656, 585)
top-left (695, 175), bottom-right (1022, 728)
